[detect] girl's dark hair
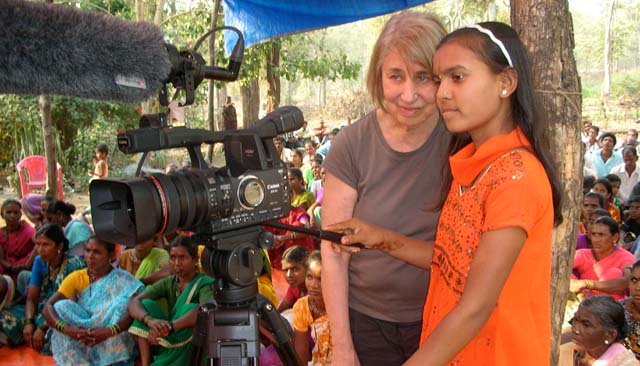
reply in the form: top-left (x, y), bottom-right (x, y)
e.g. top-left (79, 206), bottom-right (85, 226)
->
top-left (96, 143), bottom-right (109, 155)
top-left (632, 258), bottom-right (640, 272)
top-left (1, 198), bottom-right (21, 212)
top-left (89, 236), bottom-right (116, 254)
top-left (46, 200), bottom-right (76, 216)
top-left (308, 249), bottom-right (321, 265)
top-left (288, 167), bottom-right (304, 181)
top-left (590, 208), bottom-right (611, 218)
top-left (593, 216), bottom-right (619, 236)
top-left (282, 245), bottom-right (310, 267)
top-left (579, 295), bottom-right (628, 342)
top-left (36, 223), bottom-right (69, 252)
top-left (594, 178), bottom-right (613, 196)
top-left (171, 235), bottom-right (198, 259)
top-left (604, 174), bottom-right (622, 185)
top-left (438, 22), bottom-right (562, 225)
top-left (292, 149), bottom-right (304, 159)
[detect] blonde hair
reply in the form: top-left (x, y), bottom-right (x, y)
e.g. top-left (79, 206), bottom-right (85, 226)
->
top-left (366, 12), bottom-right (446, 110)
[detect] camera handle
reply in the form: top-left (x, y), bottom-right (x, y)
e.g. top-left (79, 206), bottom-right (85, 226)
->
top-left (264, 221), bottom-right (365, 249)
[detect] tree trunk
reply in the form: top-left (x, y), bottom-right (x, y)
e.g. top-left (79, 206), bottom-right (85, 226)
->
top-left (39, 95), bottom-right (59, 199)
top-left (603, 0), bottom-right (616, 98)
top-left (486, 0), bottom-right (497, 21)
top-left (240, 79), bottom-right (260, 128)
top-left (206, 0), bottom-right (221, 163)
top-left (266, 41), bottom-right (281, 113)
top-left (511, 1), bottom-right (583, 365)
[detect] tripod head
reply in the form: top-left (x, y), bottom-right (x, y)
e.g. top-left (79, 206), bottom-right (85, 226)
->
top-left (190, 226), bottom-right (303, 366)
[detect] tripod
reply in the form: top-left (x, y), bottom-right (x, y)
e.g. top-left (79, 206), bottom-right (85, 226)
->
top-left (189, 227), bottom-right (302, 366)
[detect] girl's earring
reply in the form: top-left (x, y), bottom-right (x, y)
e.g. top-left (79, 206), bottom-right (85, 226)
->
top-left (501, 90), bottom-right (507, 96)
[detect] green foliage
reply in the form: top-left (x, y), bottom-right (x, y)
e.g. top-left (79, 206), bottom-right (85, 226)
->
top-left (611, 71), bottom-right (640, 99)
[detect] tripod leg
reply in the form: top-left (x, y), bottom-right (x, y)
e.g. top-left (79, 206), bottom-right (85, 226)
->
top-left (257, 295), bottom-right (303, 366)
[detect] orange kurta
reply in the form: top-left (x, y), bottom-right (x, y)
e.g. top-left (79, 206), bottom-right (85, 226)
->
top-left (421, 128), bottom-right (554, 365)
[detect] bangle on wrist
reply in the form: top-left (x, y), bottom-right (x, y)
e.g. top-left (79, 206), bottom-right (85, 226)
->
top-left (38, 323), bottom-right (48, 331)
top-left (142, 313), bottom-right (151, 325)
top-left (585, 279), bottom-right (596, 290)
top-left (169, 321), bottom-right (174, 332)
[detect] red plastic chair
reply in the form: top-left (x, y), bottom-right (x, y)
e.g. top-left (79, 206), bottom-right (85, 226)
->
top-left (16, 155), bottom-right (64, 200)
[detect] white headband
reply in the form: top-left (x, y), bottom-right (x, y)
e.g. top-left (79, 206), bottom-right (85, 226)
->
top-left (468, 24), bottom-right (514, 68)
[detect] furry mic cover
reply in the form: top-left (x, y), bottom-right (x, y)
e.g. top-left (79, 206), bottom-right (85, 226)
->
top-left (0, 0), bottom-right (171, 103)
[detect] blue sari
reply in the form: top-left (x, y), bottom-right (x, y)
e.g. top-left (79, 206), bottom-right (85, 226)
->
top-left (51, 268), bottom-right (143, 366)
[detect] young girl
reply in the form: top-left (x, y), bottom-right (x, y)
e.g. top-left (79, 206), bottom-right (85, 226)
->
top-left (0, 199), bottom-right (36, 278)
top-left (292, 250), bottom-right (332, 365)
top-left (278, 245), bottom-right (309, 312)
top-left (329, 22), bottom-right (561, 365)
top-left (592, 178), bottom-right (622, 223)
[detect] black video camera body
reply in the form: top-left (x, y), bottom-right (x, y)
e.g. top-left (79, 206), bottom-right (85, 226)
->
top-left (89, 106), bottom-right (304, 247)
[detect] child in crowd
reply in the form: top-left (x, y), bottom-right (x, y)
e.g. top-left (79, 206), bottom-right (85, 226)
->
top-left (292, 250), bottom-right (332, 365)
top-left (89, 143), bottom-right (109, 181)
top-left (576, 208), bottom-right (611, 251)
top-left (277, 246), bottom-right (309, 312)
top-left (605, 173), bottom-right (624, 214)
top-left (593, 178), bottom-right (622, 223)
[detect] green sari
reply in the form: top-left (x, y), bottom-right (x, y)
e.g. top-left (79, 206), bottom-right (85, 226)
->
top-left (129, 272), bottom-right (214, 366)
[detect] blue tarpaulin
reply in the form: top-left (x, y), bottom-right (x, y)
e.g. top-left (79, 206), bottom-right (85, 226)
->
top-left (222, 0), bottom-right (433, 52)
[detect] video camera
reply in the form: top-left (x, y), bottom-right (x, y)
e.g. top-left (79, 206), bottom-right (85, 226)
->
top-left (88, 26), bottom-right (305, 365)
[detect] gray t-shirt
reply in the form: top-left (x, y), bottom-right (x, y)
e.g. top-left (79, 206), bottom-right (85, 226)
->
top-left (323, 111), bottom-right (451, 322)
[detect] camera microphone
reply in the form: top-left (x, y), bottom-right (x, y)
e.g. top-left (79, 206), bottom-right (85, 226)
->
top-left (0, 0), bottom-right (244, 104)
top-left (0, 0), bottom-right (170, 103)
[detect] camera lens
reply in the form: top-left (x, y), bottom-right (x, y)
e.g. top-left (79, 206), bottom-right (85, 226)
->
top-left (238, 176), bottom-right (265, 209)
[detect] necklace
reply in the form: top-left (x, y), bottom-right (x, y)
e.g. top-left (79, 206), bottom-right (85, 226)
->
top-left (308, 297), bottom-right (325, 319)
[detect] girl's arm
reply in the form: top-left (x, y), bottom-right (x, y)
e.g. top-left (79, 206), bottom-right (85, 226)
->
top-left (405, 227), bottom-right (526, 364)
top-left (327, 218), bottom-right (434, 269)
top-left (0, 244), bottom-right (12, 270)
top-left (42, 292), bottom-right (89, 341)
top-left (293, 330), bottom-right (311, 364)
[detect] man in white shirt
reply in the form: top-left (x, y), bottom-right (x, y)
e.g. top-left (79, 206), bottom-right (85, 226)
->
top-left (274, 136), bottom-right (292, 163)
top-left (610, 146), bottom-right (640, 204)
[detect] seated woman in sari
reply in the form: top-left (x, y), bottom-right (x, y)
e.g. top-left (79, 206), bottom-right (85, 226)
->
top-left (45, 200), bottom-right (92, 257)
top-left (0, 199), bottom-right (36, 278)
top-left (571, 216), bottom-right (635, 300)
top-left (43, 237), bottom-right (143, 366)
top-left (0, 224), bottom-right (85, 350)
top-left (118, 234), bottom-right (171, 286)
top-left (129, 236), bottom-right (214, 366)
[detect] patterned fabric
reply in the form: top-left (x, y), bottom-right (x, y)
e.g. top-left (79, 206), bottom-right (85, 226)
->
top-left (621, 298), bottom-right (640, 359)
top-left (51, 268), bottom-right (143, 366)
top-left (128, 273), bottom-right (214, 366)
top-left (0, 255), bottom-right (85, 351)
top-left (420, 128), bottom-right (554, 365)
top-left (292, 296), bottom-right (332, 366)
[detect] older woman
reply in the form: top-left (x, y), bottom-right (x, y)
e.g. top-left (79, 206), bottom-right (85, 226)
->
top-left (571, 216), bottom-right (635, 300)
top-left (0, 224), bottom-right (85, 351)
top-left (128, 236), bottom-right (214, 366)
top-left (571, 295), bottom-right (638, 365)
top-left (43, 237), bottom-right (143, 366)
top-left (0, 199), bottom-right (36, 277)
top-left (321, 12), bottom-right (451, 365)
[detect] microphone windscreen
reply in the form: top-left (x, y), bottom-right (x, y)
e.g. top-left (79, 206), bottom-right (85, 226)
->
top-left (0, 0), bottom-right (171, 103)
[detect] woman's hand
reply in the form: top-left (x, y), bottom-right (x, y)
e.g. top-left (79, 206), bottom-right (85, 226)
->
top-left (326, 218), bottom-right (396, 254)
top-left (31, 327), bottom-right (45, 351)
top-left (86, 327), bottom-right (113, 345)
top-left (22, 323), bottom-right (35, 347)
top-left (147, 318), bottom-right (171, 338)
top-left (570, 279), bottom-right (586, 293)
top-left (63, 325), bottom-right (90, 343)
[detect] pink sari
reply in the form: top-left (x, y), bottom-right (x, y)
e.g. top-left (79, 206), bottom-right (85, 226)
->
top-left (573, 247), bottom-right (636, 300)
top-left (0, 220), bottom-right (35, 273)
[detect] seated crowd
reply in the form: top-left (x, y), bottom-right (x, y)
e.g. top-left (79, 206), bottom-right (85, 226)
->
top-left (0, 132), bottom-right (334, 365)
top-left (561, 124), bottom-right (640, 363)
